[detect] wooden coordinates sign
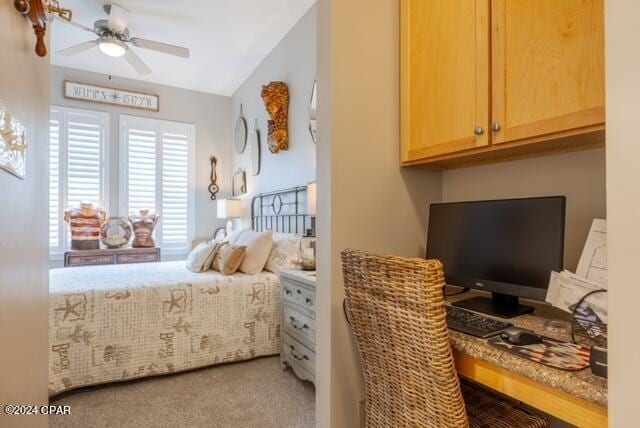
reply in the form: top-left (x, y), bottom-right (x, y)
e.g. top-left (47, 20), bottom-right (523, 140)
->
top-left (64, 81), bottom-right (160, 112)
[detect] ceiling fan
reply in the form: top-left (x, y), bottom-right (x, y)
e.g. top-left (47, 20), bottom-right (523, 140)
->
top-left (54, 3), bottom-right (190, 75)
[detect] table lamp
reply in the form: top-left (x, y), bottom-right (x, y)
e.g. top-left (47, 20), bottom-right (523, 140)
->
top-left (217, 199), bottom-right (243, 233)
top-left (306, 181), bottom-right (317, 237)
top-left (299, 182), bottom-right (317, 271)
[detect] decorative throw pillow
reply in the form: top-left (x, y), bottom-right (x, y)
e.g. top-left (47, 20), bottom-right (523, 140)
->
top-left (265, 232), bottom-right (302, 273)
top-left (185, 241), bottom-right (220, 272)
top-left (236, 230), bottom-right (274, 275)
top-left (212, 244), bottom-right (247, 275)
top-left (226, 228), bottom-right (249, 244)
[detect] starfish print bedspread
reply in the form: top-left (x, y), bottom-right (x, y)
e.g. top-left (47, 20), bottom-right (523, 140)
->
top-left (49, 261), bottom-right (281, 396)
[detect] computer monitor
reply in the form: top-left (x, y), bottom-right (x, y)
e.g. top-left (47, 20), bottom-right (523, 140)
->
top-left (426, 196), bottom-right (566, 318)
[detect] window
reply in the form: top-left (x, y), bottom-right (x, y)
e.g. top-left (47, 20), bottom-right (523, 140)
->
top-left (120, 115), bottom-right (195, 253)
top-left (49, 107), bottom-right (109, 255)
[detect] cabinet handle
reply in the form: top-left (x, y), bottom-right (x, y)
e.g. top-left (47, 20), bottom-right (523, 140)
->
top-left (285, 288), bottom-right (292, 295)
top-left (289, 345), bottom-right (309, 361)
top-left (305, 297), bottom-right (312, 305)
top-left (296, 289), bottom-right (302, 294)
top-left (474, 126), bottom-right (484, 136)
top-left (491, 122), bottom-right (501, 132)
top-left (289, 316), bottom-right (309, 330)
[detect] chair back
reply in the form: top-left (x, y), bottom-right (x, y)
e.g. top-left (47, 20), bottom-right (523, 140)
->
top-left (341, 249), bottom-right (468, 428)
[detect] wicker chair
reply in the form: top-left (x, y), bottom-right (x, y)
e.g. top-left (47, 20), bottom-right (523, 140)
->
top-left (341, 249), bottom-right (549, 428)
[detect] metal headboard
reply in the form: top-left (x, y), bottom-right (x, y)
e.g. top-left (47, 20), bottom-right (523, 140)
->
top-left (251, 186), bottom-right (314, 235)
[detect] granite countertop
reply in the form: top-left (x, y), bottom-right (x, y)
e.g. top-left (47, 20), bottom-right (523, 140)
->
top-left (447, 292), bottom-right (608, 407)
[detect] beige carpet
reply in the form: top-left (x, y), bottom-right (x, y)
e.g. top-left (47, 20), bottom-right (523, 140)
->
top-left (49, 356), bottom-right (315, 428)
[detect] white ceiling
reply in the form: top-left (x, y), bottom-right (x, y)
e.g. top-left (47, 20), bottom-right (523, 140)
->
top-left (50, 0), bottom-right (316, 96)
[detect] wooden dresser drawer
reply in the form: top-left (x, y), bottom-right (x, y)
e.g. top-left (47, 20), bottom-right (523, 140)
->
top-left (64, 248), bottom-right (161, 267)
top-left (279, 269), bottom-right (316, 385)
top-left (67, 255), bottom-right (114, 267)
top-left (117, 253), bottom-right (158, 264)
top-left (283, 333), bottom-right (316, 380)
top-left (283, 280), bottom-right (315, 313)
top-left (284, 305), bottom-right (316, 346)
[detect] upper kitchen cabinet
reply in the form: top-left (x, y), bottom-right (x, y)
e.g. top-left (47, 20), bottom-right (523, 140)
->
top-left (401, 0), bottom-right (605, 168)
top-left (400, 0), bottom-right (490, 163)
top-left (491, 0), bottom-right (605, 146)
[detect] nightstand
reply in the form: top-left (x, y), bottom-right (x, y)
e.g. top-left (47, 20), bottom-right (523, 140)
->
top-left (279, 269), bottom-right (316, 385)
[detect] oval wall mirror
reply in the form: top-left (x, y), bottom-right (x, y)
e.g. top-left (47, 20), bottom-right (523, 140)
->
top-left (234, 104), bottom-right (248, 154)
top-left (250, 119), bottom-right (261, 176)
top-left (309, 79), bottom-right (318, 144)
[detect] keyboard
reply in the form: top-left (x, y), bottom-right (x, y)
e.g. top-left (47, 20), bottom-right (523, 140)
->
top-left (446, 306), bottom-right (513, 338)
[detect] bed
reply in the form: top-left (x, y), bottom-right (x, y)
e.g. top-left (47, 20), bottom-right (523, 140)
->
top-left (49, 261), bottom-right (281, 396)
top-left (49, 186), bottom-right (312, 396)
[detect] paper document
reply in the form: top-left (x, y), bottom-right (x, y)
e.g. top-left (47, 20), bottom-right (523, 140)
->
top-left (546, 270), bottom-right (607, 323)
top-left (545, 219), bottom-right (608, 339)
top-left (576, 219), bottom-right (607, 288)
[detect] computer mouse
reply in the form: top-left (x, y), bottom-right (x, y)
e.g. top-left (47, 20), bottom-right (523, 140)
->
top-left (500, 327), bottom-right (543, 346)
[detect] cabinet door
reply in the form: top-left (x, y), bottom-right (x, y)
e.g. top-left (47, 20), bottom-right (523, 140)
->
top-left (491, 0), bottom-right (605, 145)
top-left (401, 0), bottom-right (490, 163)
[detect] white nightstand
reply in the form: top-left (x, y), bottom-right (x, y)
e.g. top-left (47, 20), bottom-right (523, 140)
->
top-left (279, 269), bottom-right (316, 385)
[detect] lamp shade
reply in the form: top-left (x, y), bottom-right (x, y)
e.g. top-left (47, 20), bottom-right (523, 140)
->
top-left (307, 182), bottom-right (317, 216)
top-left (217, 199), bottom-right (243, 219)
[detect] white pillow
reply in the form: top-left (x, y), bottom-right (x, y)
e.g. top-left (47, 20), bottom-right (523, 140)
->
top-left (236, 230), bottom-right (274, 275)
top-left (265, 232), bottom-right (301, 273)
top-left (226, 228), bottom-right (249, 244)
top-left (185, 241), bottom-right (219, 272)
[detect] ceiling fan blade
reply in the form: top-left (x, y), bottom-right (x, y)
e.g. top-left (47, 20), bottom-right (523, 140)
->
top-left (52, 15), bottom-right (95, 34)
top-left (56, 41), bottom-right (98, 56)
top-left (129, 38), bottom-right (190, 58)
top-left (124, 48), bottom-right (152, 75)
top-left (107, 3), bottom-right (131, 33)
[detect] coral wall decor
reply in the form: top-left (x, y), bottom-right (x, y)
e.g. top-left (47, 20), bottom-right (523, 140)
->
top-left (261, 81), bottom-right (289, 153)
top-left (0, 110), bottom-right (27, 179)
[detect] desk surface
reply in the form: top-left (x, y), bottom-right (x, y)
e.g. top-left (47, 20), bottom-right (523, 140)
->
top-left (447, 292), bottom-right (607, 407)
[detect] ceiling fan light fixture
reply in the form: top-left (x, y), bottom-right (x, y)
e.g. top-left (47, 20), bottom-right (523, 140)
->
top-left (98, 37), bottom-right (126, 57)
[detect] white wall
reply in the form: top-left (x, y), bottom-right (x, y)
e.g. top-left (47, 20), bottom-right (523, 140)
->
top-left (316, 1), bottom-right (443, 426)
top-left (606, 1), bottom-right (640, 425)
top-left (51, 66), bottom-right (233, 253)
top-left (0, 4), bottom-right (50, 427)
top-left (230, 5), bottom-right (317, 225)
top-left (442, 148), bottom-right (606, 272)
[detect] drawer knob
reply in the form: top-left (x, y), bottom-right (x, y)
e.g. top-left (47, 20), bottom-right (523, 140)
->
top-left (296, 289), bottom-right (302, 294)
top-left (491, 122), bottom-right (501, 132)
top-left (474, 126), bottom-right (484, 136)
top-left (285, 288), bottom-right (292, 295)
top-left (289, 316), bottom-right (309, 330)
top-left (305, 297), bottom-right (312, 304)
top-left (289, 345), bottom-right (309, 361)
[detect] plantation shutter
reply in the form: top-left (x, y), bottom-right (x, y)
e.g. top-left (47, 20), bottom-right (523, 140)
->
top-left (161, 126), bottom-right (191, 245)
top-left (125, 125), bottom-right (158, 215)
top-left (49, 107), bottom-right (108, 254)
top-left (120, 116), bottom-right (194, 251)
top-left (49, 112), bottom-right (61, 248)
top-left (66, 111), bottom-right (106, 210)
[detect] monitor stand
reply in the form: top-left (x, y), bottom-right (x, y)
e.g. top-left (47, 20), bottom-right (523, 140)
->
top-left (452, 293), bottom-right (534, 319)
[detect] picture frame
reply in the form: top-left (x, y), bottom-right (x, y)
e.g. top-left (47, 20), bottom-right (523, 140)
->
top-left (309, 79), bottom-right (317, 144)
top-left (232, 169), bottom-right (247, 196)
